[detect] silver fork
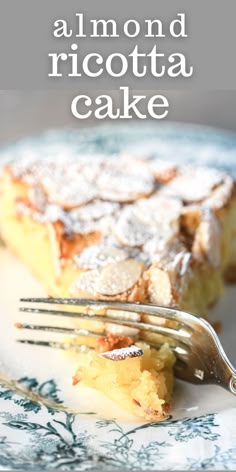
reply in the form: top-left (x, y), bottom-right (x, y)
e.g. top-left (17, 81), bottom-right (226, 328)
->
top-left (17, 298), bottom-right (236, 395)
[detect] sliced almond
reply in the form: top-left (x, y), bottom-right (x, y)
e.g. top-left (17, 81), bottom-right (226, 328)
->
top-left (148, 267), bottom-right (173, 306)
top-left (96, 259), bottom-right (144, 296)
top-left (151, 239), bottom-right (187, 271)
top-left (69, 269), bottom-right (100, 297)
top-left (147, 240), bottom-right (191, 304)
top-left (171, 252), bottom-right (192, 295)
top-left (203, 177), bottom-right (234, 209)
top-left (143, 230), bottom-right (176, 260)
top-left (147, 158), bottom-right (178, 183)
top-left (43, 178), bottom-right (97, 210)
top-left (38, 160), bottom-right (98, 209)
top-left (161, 167), bottom-right (225, 203)
top-left (134, 195), bottom-right (182, 229)
top-left (74, 245), bottom-right (128, 270)
top-left (97, 163), bottom-right (155, 202)
top-left (69, 201), bottom-right (119, 222)
top-left (65, 201), bottom-right (119, 236)
top-left (100, 345), bottom-right (143, 361)
top-left (192, 209), bottom-right (222, 267)
top-left (14, 158), bottom-right (103, 209)
top-left (115, 207), bottom-right (154, 247)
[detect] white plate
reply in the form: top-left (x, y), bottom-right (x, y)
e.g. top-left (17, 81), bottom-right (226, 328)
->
top-left (0, 124), bottom-right (235, 470)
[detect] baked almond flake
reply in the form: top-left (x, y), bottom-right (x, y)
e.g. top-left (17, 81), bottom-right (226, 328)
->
top-left (203, 177), bottom-right (234, 209)
top-left (134, 195), bottom-right (182, 227)
top-left (96, 259), bottom-right (144, 296)
top-left (115, 207), bottom-right (155, 247)
top-left (148, 267), bottom-right (173, 306)
top-left (74, 245), bottom-right (128, 270)
top-left (161, 167), bottom-right (226, 203)
top-left (100, 344), bottom-right (144, 361)
top-left (97, 163), bottom-right (155, 202)
top-left (193, 209), bottom-right (222, 267)
top-left (70, 269), bottom-right (100, 296)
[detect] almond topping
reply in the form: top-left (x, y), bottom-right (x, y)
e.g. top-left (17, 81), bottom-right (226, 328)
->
top-left (115, 207), bottom-right (155, 247)
top-left (203, 177), bottom-right (234, 209)
top-left (97, 163), bottom-right (155, 202)
top-left (161, 167), bottom-right (225, 203)
top-left (43, 178), bottom-right (97, 209)
top-left (148, 267), bottom-right (173, 306)
top-left (69, 201), bottom-right (119, 223)
top-left (192, 209), bottom-right (222, 267)
top-left (69, 269), bottom-right (100, 296)
top-left (148, 158), bottom-right (178, 183)
top-left (134, 195), bottom-right (182, 228)
top-left (96, 259), bottom-right (144, 296)
top-left (74, 245), bottom-right (128, 270)
top-left (100, 345), bottom-right (143, 361)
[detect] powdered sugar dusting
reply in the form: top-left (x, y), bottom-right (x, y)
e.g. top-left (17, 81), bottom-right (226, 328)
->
top-left (203, 177), bottom-right (234, 209)
top-left (133, 194), bottom-right (182, 228)
top-left (115, 206), bottom-right (155, 247)
top-left (70, 270), bottom-right (100, 296)
top-left (74, 245), bottom-right (128, 270)
top-left (192, 208), bottom-right (222, 267)
top-left (96, 259), bottom-right (143, 296)
top-left (6, 146), bottom-right (235, 302)
top-left (161, 167), bottom-right (226, 203)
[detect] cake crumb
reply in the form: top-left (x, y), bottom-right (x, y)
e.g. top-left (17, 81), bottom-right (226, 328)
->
top-left (96, 333), bottom-right (134, 353)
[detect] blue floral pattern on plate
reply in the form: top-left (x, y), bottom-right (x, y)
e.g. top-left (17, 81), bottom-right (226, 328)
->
top-left (0, 376), bottom-right (235, 471)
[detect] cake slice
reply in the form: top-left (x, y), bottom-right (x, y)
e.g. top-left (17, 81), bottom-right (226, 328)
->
top-left (73, 339), bottom-right (175, 421)
top-left (0, 153), bottom-right (236, 420)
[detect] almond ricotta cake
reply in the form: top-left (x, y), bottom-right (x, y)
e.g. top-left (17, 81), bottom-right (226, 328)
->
top-left (0, 153), bottom-right (236, 420)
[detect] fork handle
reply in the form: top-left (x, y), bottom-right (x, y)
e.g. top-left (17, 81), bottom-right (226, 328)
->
top-left (219, 360), bottom-right (236, 395)
top-left (229, 374), bottom-right (236, 395)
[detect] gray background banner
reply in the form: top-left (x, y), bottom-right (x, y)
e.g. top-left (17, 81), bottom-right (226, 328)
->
top-left (0, 0), bottom-right (236, 90)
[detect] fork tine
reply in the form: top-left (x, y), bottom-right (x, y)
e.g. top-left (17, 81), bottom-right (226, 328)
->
top-left (19, 306), bottom-right (192, 343)
top-left (20, 298), bottom-right (191, 325)
top-left (16, 322), bottom-right (186, 350)
top-left (18, 299), bottom-right (236, 394)
top-left (15, 323), bottom-right (103, 337)
top-left (16, 335), bottom-right (188, 358)
top-left (17, 339), bottom-right (91, 352)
